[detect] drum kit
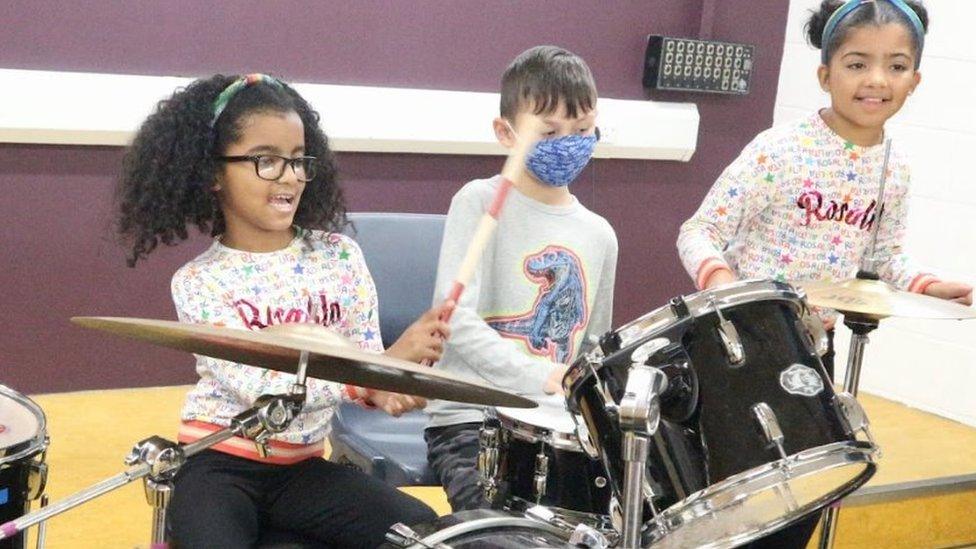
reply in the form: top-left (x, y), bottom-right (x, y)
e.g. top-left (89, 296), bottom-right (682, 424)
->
top-left (0, 273), bottom-right (970, 549)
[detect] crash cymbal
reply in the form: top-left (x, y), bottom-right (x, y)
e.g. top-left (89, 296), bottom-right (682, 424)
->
top-left (71, 317), bottom-right (536, 409)
top-left (799, 278), bottom-right (976, 320)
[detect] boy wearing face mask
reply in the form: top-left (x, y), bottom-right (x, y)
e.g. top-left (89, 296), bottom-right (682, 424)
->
top-left (425, 45), bottom-right (618, 512)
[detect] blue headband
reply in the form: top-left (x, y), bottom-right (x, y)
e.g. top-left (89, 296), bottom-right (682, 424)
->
top-left (821, 0), bottom-right (925, 67)
top-left (210, 73), bottom-right (284, 128)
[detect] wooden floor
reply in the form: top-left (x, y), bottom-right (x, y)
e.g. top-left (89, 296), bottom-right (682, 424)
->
top-left (8, 386), bottom-right (976, 548)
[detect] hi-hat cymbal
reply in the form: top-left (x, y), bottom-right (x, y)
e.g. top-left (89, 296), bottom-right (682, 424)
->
top-left (71, 317), bottom-right (536, 409)
top-left (799, 279), bottom-right (976, 320)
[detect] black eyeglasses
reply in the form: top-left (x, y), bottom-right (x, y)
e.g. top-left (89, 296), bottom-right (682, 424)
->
top-left (218, 154), bottom-right (317, 182)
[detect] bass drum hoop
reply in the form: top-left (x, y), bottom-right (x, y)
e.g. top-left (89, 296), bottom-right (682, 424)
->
top-left (644, 441), bottom-right (877, 549)
top-left (404, 515), bottom-right (571, 548)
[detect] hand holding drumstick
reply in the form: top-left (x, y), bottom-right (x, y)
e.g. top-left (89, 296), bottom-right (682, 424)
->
top-left (422, 115), bottom-right (547, 365)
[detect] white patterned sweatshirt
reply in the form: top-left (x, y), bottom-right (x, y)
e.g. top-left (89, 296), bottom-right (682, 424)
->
top-left (171, 229), bottom-right (380, 458)
top-left (677, 112), bottom-right (936, 302)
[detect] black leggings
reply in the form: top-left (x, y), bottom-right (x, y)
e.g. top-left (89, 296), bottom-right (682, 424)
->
top-left (168, 450), bottom-right (436, 549)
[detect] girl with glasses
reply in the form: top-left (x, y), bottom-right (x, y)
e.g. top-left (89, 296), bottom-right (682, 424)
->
top-left (115, 73), bottom-right (450, 548)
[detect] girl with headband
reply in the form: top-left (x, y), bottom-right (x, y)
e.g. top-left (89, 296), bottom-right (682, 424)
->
top-left (115, 73), bottom-right (451, 547)
top-left (677, 1), bottom-right (971, 547)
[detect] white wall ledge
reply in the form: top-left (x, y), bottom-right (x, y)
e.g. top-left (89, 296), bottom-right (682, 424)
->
top-left (0, 69), bottom-right (699, 161)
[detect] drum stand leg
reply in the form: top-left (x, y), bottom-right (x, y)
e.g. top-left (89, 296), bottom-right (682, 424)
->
top-left (616, 353), bottom-right (670, 549)
top-left (818, 317), bottom-right (878, 549)
top-left (144, 477), bottom-right (172, 548)
top-left (621, 432), bottom-right (650, 549)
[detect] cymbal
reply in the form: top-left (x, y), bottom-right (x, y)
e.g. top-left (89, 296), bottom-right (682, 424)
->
top-left (71, 317), bottom-right (536, 409)
top-left (799, 279), bottom-right (976, 320)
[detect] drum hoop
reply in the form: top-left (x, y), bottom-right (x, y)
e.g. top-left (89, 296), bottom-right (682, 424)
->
top-left (504, 497), bottom-right (616, 533)
top-left (564, 280), bottom-right (804, 403)
top-left (644, 440), bottom-right (877, 547)
top-left (497, 412), bottom-right (582, 452)
top-left (614, 279), bottom-right (803, 352)
top-left (408, 515), bottom-right (571, 548)
top-left (0, 383), bottom-right (48, 465)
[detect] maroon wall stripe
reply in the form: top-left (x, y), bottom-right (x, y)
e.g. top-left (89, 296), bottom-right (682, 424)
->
top-left (0, 1), bottom-right (789, 392)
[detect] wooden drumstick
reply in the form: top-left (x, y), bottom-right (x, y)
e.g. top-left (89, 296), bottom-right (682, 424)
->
top-left (439, 116), bottom-right (544, 322)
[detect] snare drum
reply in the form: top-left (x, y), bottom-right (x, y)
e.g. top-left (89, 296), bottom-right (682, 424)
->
top-left (0, 385), bottom-right (48, 549)
top-left (479, 394), bottom-right (614, 529)
top-left (565, 280), bottom-right (878, 548)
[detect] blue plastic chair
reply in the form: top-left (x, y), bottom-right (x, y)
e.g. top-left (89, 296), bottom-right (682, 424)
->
top-left (328, 212), bottom-right (446, 486)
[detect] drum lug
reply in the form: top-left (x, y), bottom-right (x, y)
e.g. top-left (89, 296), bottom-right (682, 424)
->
top-left (26, 460), bottom-right (48, 501)
top-left (799, 312), bottom-right (830, 357)
top-left (524, 506), bottom-right (611, 548)
top-left (608, 496), bottom-right (625, 534)
top-left (835, 392), bottom-right (879, 454)
top-left (572, 413), bottom-right (601, 459)
top-left (569, 522), bottom-right (612, 549)
top-left (708, 296), bottom-right (745, 365)
top-left (532, 450), bottom-right (549, 501)
top-left (478, 419), bottom-right (502, 503)
top-left (751, 402), bottom-right (788, 460)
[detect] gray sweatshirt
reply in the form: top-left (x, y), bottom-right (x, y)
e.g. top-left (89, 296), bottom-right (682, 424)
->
top-left (427, 175), bottom-right (618, 428)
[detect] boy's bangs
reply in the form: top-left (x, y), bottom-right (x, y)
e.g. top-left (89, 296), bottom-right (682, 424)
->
top-left (522, 78), bottom-right (596, 119)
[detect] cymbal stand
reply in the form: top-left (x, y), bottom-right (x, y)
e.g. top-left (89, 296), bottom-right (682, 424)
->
top-left (0, 351), bottom-right (312, 548)
top-left (820, 140), bottom-right (891, 549)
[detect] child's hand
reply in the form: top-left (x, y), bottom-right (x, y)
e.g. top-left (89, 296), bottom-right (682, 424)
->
top-left (385, 301), bottom-right (453, 364)
top-left (368, 391), bottom-right (427, 417)
top-left (923, 281), bottom-right (974, 306)
top-left (704, 268), bottom-right (736, 289)
top-left (543, 364), bottom-right (569, 395)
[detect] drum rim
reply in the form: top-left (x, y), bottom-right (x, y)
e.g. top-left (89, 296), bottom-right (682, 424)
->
top-left (563, 279), bottom-right (806, 399)
top-left (0, 383), bottom-right (48, 465)
top-left (496, 409), bottom-right (582, 452)
top-left (409, 513), bottom-right (571, 547)
top-left (504, 497), bottom-right (616, 533)
top-left (644, 440), bottom-right (877, 548)
top-left (613, 279), bottom-right (804, 352)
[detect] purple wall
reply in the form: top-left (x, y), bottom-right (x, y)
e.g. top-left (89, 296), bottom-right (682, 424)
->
top-left (0, 1), bottom-right (789, 393)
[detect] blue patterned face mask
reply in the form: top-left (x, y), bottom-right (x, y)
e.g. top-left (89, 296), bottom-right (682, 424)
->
top-left (524, 133), bottom-right (598, 187)
top-left (507, 122), bottom-right (598, 187)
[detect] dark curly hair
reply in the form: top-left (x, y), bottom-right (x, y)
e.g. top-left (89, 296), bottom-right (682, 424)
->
top-left (115, 74), bottom-right (348, 266)
top-left (805, 0), bottom-right (929, 66)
